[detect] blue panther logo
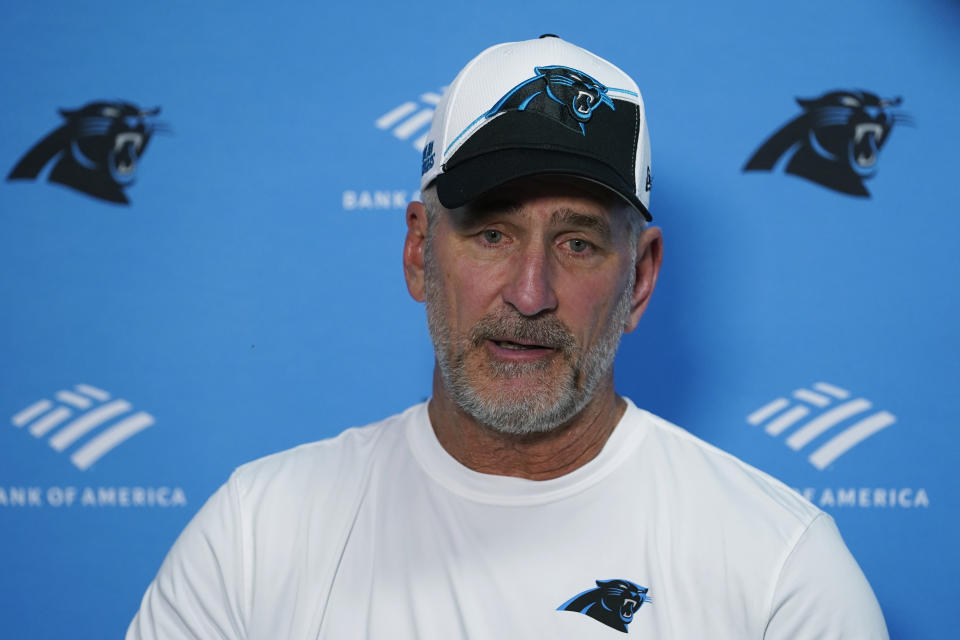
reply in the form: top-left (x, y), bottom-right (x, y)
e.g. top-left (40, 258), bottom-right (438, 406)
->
top-left (743, 89), bottom-right (912, 197)
top-left (558, 578), bottom-right (652, 633)
top-left (485, 66), bottom-right (616, 135)
top-left (7, 100), bottom-right (167, 204)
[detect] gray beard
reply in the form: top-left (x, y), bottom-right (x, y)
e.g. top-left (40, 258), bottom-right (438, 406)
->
top-left (424, 247), bottom-right (634, 436)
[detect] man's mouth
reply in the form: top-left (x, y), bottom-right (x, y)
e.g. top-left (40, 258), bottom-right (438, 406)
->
top-left (485, 339), bottom-right (560, 364)
top-left (491, 339), bottom-right (551, 351)
top-left (468, 314), bottom-right (576, 363)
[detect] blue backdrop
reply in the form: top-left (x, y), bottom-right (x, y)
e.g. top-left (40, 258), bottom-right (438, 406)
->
top-left (2, 1), bottom-right (957, 637)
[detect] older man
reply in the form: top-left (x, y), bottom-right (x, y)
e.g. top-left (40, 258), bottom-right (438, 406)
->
top-left (128, 36), bottom-right (888, 638)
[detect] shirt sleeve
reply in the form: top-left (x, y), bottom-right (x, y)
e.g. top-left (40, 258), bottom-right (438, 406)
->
top-left (126, 473), bottom-right (247, 640)
top-left (764, 513), bottom-right (888, 640)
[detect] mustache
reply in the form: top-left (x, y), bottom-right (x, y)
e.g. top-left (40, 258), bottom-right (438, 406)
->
top-left (468, 311), bottom-right (577, 354)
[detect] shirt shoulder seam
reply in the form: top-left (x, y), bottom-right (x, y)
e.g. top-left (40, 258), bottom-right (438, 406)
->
top-left (761, 511), bottom-right (831, 638)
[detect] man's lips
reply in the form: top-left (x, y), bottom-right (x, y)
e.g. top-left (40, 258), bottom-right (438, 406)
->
top-left (485, 338), bottom-right (557, 362)
top-left (490, 338), bottom-right (552, 350)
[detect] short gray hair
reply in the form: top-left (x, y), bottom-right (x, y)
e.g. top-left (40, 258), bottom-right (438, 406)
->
top-left (420, 185), bottom-right (443, 234)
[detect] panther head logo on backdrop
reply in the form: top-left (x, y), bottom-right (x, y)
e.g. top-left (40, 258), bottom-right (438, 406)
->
top-left (558, 578), bottom-right (652, 633)
top-left (743, 89), bottom-right (912, 196)
top-left (485, 65), bottom-right (616, 135)
top-left (7, 100), bottom-right (166, 204)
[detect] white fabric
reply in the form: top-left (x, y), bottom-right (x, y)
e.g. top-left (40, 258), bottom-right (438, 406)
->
top-left (127, 400), bottom-right (888, 639)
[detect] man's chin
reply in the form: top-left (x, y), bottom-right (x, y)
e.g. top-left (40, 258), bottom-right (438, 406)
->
top-left (454, 373), bottom-right (583, 435)
top-left (473, 397), bottom-right (581, 436)
top-left (435, 343), bottom-right (590, 434)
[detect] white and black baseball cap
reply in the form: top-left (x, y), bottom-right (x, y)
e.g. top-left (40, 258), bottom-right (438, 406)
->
top-left (420, 35), bottom-right (652, 221)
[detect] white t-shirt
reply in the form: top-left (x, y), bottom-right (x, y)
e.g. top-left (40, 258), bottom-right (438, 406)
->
top-left (127, 400), bottom-right (888, 639)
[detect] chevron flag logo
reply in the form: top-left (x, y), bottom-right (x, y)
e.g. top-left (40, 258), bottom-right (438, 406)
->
top-left (747, 382), bottom-right (895, 470)
top-left (10, 384), bottom-right (155, 471)
top-left (375, 88), bottom-right (445, 151)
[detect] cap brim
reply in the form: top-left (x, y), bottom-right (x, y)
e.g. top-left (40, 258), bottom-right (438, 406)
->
top-left (434, 149), bottom-right (652, 222)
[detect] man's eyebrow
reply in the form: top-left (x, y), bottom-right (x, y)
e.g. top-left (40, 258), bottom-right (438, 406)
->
top-left (466, 199), bottom-right (523, 218)
top-left (454, 199), bottom-right (523, 227)
top-left (550, 208), bottom-right (612, 238)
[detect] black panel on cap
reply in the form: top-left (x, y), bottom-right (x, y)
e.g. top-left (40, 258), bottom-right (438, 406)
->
top-left (436, 98), bottom-right (651, 221)
top-left (436, 149), bottom-right (650, 221)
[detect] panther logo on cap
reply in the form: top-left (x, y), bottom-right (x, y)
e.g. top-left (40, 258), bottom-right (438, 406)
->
top-left (485, 66), bottom-right (615, 135)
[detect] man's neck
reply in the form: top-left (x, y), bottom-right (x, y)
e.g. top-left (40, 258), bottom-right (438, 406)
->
top-left (427, 369), bottom-right (626, 480)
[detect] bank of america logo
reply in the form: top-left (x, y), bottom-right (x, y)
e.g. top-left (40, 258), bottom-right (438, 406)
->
top-left (747, 382), bottom-right (895, 470)
top-left (10, 384), bottom-right (155, 471)
top-left (375, 88), bottom-right (445, 151)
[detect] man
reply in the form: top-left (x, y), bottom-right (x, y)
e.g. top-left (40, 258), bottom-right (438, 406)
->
top-left (128, 36), bottom-right (888, 638)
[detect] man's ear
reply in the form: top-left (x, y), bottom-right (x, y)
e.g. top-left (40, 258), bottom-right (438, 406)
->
top-left (624, 226), bottom-right (663, 333)
top-left (403, 200), bottom-right (429, 302)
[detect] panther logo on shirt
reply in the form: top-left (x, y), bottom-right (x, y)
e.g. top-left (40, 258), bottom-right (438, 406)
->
top-left (558, 578), bottom-right (652, 633)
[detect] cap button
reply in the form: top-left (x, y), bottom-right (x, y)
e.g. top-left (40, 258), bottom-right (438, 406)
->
top-left (539, 33), bottom-right (559, 39)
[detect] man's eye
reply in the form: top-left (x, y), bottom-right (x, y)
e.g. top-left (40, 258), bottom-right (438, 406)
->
top-left (568, 238), bottom-right (591, 253)
top-left (483, 229), bottom-right (503, 244)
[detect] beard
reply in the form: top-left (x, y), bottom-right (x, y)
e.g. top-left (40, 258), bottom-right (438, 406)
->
top-left (424, 246), bottom-right (634, 436)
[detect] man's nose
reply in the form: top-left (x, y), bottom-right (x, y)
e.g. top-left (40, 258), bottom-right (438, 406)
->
top-left (501, 243), bottom-right (558, 317)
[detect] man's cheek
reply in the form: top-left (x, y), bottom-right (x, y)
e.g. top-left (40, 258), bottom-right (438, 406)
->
top-left (455, 279), bottom-right (501, 320)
